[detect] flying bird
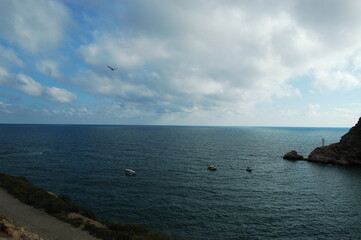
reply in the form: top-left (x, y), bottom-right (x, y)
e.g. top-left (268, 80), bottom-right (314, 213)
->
top-left (107, 65), bottom-right (117, 71)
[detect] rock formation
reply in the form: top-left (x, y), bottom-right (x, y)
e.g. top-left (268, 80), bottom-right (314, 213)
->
top-left (0, 216), bottom-right (43, 240)
top-left (307, 117), bottom-right (361, 166)
top-left (283, 150), bottom-right (304, 160)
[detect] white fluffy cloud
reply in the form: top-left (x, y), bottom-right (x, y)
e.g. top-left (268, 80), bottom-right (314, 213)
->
top-left (0, 0), bottom-right (70, 53)
top-left (313, 69), bottom-right (361, 91)
top-left (73, 71), bottom-right (156, 100)
top-left (78, 33), bottom-right (170, 69)
top-left (1, 0), bottom-right (361, 125)
top-left (77, 0), bottom-right (338, 120)
top-left (45, 87), bottom-right (76, 103)
top-left (0, 68), bottom-right (76, 103)
top-left (15, 74), bottom-right (43, 96)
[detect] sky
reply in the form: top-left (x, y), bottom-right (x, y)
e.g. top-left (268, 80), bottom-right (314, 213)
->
top-left (0, 0), bottom-right (361, 127)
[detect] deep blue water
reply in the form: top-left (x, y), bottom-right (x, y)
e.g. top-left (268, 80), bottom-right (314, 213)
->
top-left (1, 125), bottom-right (360, 240)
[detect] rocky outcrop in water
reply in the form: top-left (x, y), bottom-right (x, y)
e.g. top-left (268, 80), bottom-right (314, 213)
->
top-left (283, 150), bottom-right (304, 160)
top-left (307, 117), bottom-right (361, 166)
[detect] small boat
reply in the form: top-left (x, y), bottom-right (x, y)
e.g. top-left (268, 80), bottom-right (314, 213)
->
top-left (208, 165), bottom-right (217, 171)
top-left (124, 169), bottom-right (136, 176)
top-left (246, 167), bottom-right (252, 172)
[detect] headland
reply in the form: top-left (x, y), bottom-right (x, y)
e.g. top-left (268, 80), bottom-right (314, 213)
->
top-left (284, 117), bottom-right (361, 166)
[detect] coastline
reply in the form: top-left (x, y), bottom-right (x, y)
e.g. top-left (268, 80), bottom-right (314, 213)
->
top-left (283, 117), bottom-right (361, 166)
top-left (0, 187), bottom-right (100, 240)
top-left (0, 173), bottom-right (184, 240)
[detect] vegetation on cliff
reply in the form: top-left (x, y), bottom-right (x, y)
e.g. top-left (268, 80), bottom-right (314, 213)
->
top-left (0, 173), bottom-right (186, 240)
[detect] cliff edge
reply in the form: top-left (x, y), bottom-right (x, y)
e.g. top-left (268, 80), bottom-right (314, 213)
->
top-left (307, 117), bottom-right (361, 166)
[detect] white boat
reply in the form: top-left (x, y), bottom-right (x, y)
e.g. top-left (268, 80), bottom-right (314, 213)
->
top-left (208, 165), bottom-right (217, 171)
top-left (124, 169), bottom-right (136, 176)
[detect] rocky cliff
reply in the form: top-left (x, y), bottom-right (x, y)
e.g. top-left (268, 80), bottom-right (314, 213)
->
top-left (307, 117), bottom-right (361, 166)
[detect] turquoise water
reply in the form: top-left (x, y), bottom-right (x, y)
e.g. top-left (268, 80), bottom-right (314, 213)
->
top-left (1, 125), bottom-right (360, 240)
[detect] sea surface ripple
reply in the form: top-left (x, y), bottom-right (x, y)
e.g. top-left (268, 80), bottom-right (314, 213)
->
top-left (1, 125), bottom-right (360, 240)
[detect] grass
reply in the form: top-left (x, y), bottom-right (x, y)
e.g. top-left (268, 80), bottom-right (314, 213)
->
top-left (0, 173), bottom-right (187, 240)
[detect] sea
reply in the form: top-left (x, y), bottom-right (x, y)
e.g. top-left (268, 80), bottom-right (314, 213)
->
top-left (1, 124), bottom-right (361, 240)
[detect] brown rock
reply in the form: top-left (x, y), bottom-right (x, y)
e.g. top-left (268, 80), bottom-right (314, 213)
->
top-left (0, 216), bottom-right (43, 240)
top-left (283, 150), bottom-right (304, 160)
top-left (308, 117), bottom-right (361, 166)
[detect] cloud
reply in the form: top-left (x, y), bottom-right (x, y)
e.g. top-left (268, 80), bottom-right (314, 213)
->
top-left (297, 102), bottom-right (361, 127)
top-left (0, 101), bottom-right (12, 114)
top-left (78, 33), bottom-right (170, 69)
top-left (0, 68), bottom-right (76, 103)
top-left (0, 0), bottom-right (70, 53)
top-left (44, 87), bottom-right (77, 103)
top-left (76, 2), bottom-right (304, 116)
top-left (2, 0), bottom-right (361, 125)
top-left (0, 68), bottom-right (9, 84)
top-left (313, 69), bottom-right (361, 91)
top-left (334, 103), bottom-right (361, 119)
top-left (172, 75), bottom-right (225, 95)
top-left (69, 0), bottom-right (361, 124)
top-left (308, 104), bottom-right (321, 116)
top-left (103, 103), bottom-right (155, 120)
top-left (294, 0), bottom-right (361, 46)
top-left (42, 106), bottom-right (91, 117)
top-left (36, 60), bottom-right (61, 78)
top-left (280, 109), bottom-right (300, 117)
top-left (0, 44), bottom-right (23, 66)
top-left (15, 74), bottom-right (43, 96)
top-left (72, 70), bottom-right (156, 100)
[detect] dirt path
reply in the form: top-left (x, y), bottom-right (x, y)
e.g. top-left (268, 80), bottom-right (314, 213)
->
top-left (0, 188), bottom-right (100, 240)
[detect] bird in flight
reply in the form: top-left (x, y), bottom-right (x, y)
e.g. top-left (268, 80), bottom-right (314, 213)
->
top-left (107, 65), bottom-right (117, 71)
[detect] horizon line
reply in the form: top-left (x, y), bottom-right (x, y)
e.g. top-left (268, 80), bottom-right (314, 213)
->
top-left (0, 122), bottom-right (351, 129)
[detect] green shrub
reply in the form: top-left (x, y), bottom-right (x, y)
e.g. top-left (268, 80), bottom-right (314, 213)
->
top-left (83, 223), bottom-right (114, 240)
top-left (78, 207), bottom-right (97, 220)
top-left (61, 217), bottom-right (84, 228)
top-left (0, 173), bottom-right (188, 240)
top-left (42, 197), bottom-right (69, 214)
